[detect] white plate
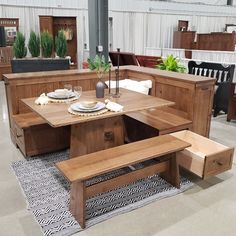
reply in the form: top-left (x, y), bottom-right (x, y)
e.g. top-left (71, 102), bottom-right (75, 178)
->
top-left (70, 102), bottom-right (106, 112)
top-left (47, 91), bottom-right (75, 99)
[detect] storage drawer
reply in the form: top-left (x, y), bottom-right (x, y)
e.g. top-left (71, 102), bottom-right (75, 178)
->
top-left (14, 123), bottom-right (26, 156)
top-left (170, 130), bottom-right (234, 179)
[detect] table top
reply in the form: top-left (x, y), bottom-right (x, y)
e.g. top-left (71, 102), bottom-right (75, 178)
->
top-left (22, 88), bottom-right (174, 127)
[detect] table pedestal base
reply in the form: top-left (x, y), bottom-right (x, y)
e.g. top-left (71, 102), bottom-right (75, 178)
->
top-left (69, 116), bottom-right (124, 158)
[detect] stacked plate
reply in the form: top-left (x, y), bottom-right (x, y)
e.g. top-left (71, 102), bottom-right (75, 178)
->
top-left (47, 91), bottom-right (75, 100)
top-left (70, 101), bottom-right (106, 113)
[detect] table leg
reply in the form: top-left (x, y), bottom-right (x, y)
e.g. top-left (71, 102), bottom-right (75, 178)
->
top-left (161, 153), bottom-right (180, 188)
top-left (70, 181), bottom-right (86, 229)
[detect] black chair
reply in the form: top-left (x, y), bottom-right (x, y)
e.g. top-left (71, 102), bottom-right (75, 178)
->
top-left (188, 60), bottom-right (235, 116)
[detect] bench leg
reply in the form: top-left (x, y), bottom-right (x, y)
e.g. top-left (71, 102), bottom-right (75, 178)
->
top-left (70, 181), bottom-right (86, 229)
top-left (161, 153), bottom-right (180, 189)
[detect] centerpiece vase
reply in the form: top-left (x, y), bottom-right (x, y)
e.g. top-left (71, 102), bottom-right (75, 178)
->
top-left (96, 72), bottom-right (105, 98)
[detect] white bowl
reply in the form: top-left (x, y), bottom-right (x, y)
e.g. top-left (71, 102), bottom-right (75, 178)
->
top-left (54, 89), bottom-right (69, 96)
top-left (80, 101), bottom-right (98, 109)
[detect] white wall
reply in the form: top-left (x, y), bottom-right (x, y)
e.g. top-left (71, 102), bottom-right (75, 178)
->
top-left (1, 0), bottom-right (236, 65)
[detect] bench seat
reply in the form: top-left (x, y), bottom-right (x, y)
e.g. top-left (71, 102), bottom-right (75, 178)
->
top-left (12, 112), bottom-right (70, 156)
top-left (56, 134), bottom-right (190, 228)
top-left (124, 106), bottom-right (192, 142)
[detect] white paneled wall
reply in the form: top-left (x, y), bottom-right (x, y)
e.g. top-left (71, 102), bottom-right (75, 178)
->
top-left (1, 0), bottom-right (236, 65)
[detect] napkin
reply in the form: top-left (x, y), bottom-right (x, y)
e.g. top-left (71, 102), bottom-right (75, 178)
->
top-left (35, 93), bottom-right (49, 105)
top-left (105, 100), bottom-right (123, 112)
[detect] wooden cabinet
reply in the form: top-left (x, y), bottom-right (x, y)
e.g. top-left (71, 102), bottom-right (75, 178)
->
top-left (197, 33), bottom-right (236, 51)
top-left (39, 16), bottom-right (77, 64)
top-left (173, 31), bottom-right (196, 58)
top-left (171, 130), bottom-right (234, 179)
top-left (39, 16), bottom-right (53, 35)
top-left (173, 31), bottom-right (196, 49)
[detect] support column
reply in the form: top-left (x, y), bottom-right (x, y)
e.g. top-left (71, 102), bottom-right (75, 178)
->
top-left (88, 0), bottom-right (108, 61)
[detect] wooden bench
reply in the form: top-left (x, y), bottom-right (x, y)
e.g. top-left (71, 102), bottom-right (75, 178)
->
top-left (56, 134), bottom-right (190, 228)
top-left (13, 112), bottom-right (70, 156)
top-left (124, 106), bottom-right (193, 142)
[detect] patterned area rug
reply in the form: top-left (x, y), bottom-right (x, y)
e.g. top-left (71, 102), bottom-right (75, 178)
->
top-left (12, 150), bottom-right (193, 236)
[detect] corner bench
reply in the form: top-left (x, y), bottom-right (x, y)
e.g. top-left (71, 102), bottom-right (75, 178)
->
top-left (13, 112), bottom-right (70, 156)
top-left (56, 134), bottom-right (190, 228)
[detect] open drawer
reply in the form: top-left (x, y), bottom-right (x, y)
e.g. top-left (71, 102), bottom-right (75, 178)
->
top-left (170, 130), bottom-right (234, 179)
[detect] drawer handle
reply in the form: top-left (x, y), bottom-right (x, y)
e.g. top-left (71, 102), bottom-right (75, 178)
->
top-left (213, 160), bottom-right (223, 166)
top-left (16, 134), bottom-right (23, 138)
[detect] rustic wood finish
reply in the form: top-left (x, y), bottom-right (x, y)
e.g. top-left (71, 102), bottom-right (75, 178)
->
top-left (22, 88), bottom-right (174, 157)
top-left (70, 116), bottom-right (124, 158)
top-left (123, 66), bottom-right (214, 137)
top-left (22, 88), bottom-right (174, 127)
top-left (4, 66), bottom-right (215, 156)
top-left (125, 106), bottom-right (193, 136)
top-left (56, 135), bottom-right (190, 228)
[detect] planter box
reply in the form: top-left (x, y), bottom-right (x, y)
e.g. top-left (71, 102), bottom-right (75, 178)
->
top-left (11, 58), bottom-right (70, 73)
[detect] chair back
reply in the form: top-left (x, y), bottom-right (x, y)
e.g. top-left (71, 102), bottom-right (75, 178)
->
top-left (136, 55), bottom-right (161, 68)
top-left (188, 60), bottom-right (235, 85)
top-left (109, 51), bottom-right (139, 66)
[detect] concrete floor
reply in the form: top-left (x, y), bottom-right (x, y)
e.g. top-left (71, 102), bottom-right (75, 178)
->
top-left (0, 80), bottom-right (236, 236)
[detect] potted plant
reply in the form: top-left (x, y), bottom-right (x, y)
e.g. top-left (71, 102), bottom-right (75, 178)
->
top-left (55, 30), bottom-right (67, 58)
top-left (13, 31), bottom-right (27, 58)
top-left (28, 31), bottom-right (40, 57)
top-left (156, 55), bottom-right (186, 73)
top-left (11, 30), bottom-right (69, 73)
top-left (40, 30), bottom-right (53, 58)
top-left (87, 54), bottom-right (110, 98)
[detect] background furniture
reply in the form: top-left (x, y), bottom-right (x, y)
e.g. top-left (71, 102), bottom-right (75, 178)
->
top-left (197, 33), bottom-right (236, 51)
top-left (173, 31), bottom-right (196, 58)
top-left (136, 55), bottom-right (161, 68)
top-left (39, 16), bottom-right (77, 66)
top-left (109, 51), bottom-right (139, 66)
top-left (227, 83), bottom-right (236, 121)
top-left (188, 60), bottom-right (235, 116)
top-left (0, 46), bottom-right (13, 80)
top-left (178, 20), bottom-right (188, 31)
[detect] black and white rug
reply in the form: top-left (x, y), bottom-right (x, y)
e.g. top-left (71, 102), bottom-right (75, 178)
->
top-left (11, 150), bottom-right (193, 236)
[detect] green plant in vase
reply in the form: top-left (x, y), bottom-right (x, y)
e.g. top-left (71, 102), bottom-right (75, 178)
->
top-left (28, 31), bottom-right (40, 57)
top-left (156, 54), bottom-right (186, 73)
top-left (55, 30), bottom-right (67, 58)
top-left (40, 30), bottom-right (53, 58)
top-left (13, 31), bottom-right (27, 58)
top-left (87, 54), bottom-right (111, 98)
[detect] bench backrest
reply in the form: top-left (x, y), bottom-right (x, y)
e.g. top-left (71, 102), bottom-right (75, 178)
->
top-left (188, 60), bottom-right (235, 85)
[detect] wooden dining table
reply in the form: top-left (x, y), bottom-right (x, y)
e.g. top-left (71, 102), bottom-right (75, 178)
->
top-left (22, 88), bottom-right (174, 158)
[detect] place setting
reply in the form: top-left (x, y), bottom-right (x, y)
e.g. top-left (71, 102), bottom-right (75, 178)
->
top-left (68, 99), bottom-right (124, 116)
top-left (35, 84), bottom-right (82, 105)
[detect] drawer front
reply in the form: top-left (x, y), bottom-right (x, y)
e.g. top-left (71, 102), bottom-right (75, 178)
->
top-left (14, 124), bottom-right (26, 156)
top-left (203, 148), bottom-right (234, 179)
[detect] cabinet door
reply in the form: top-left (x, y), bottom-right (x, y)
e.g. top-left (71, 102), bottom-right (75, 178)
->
top-left (39, 16), bottom-right (53, 35)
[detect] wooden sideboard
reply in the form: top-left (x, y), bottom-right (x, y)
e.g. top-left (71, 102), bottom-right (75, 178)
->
top-left (197, 33), bottom-right (236, 51)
